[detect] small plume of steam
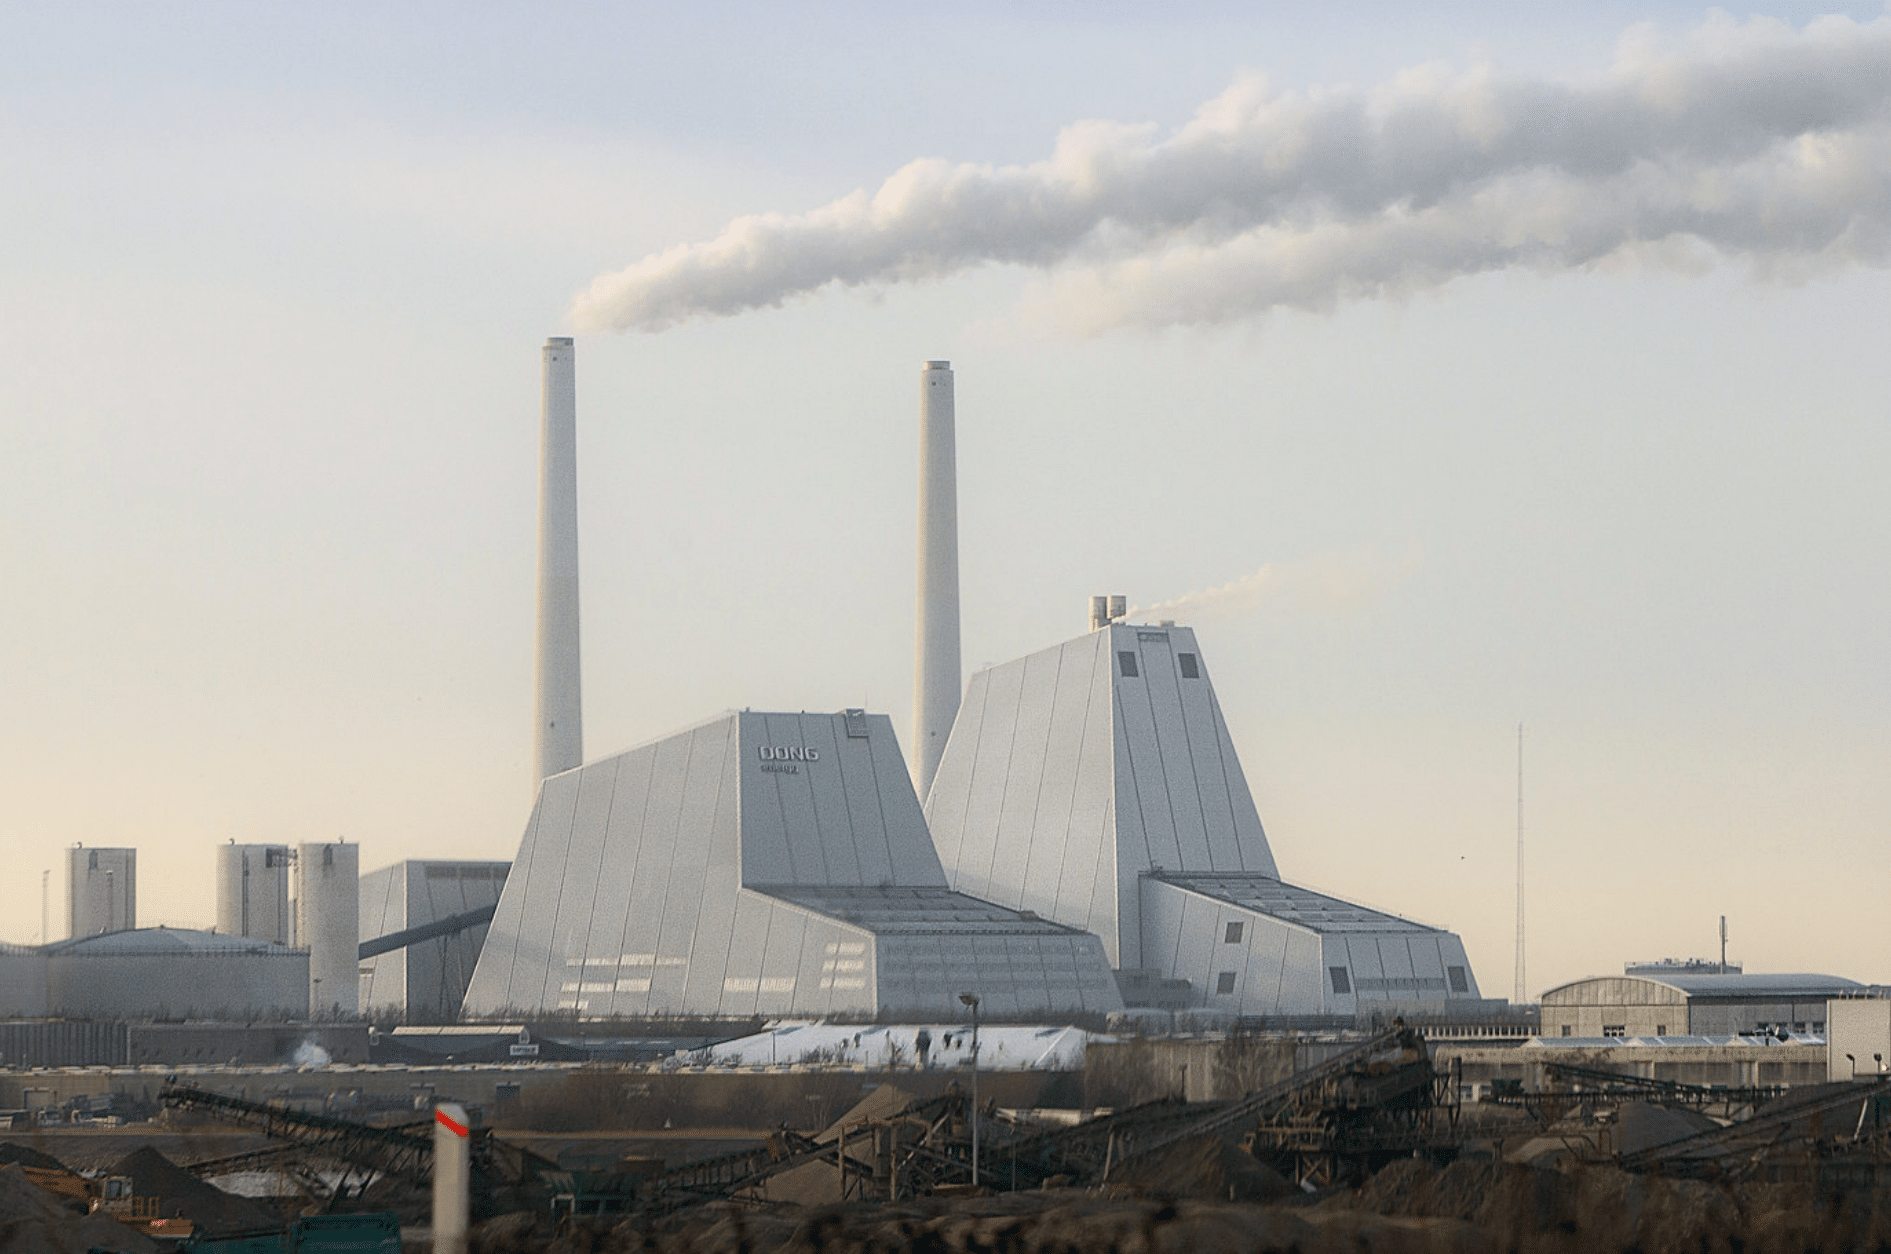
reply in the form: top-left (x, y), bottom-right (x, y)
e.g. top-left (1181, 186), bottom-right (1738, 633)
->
top-left (1132, 553), bottom-right (1404, 622)
top-left (574, 14), bottom-right (1891, 334)
top-left (292, 1039), bottom-right (332, 1069)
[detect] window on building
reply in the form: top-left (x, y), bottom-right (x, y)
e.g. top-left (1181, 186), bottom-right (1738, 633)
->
top-left (1224, 922), bottom-right (1243, 943)
top-left (1814, 1021), bottom-right (1826, 1034)
top-left (1561, 1025), bottom-right (1572, 1037)
top-left (1602, 1024), bottom-right (1627, 1038)
top-left (1793, 1022), bottom-right (1807, 1034)
top-left (1329, 966), bottom-right (1351, 994)
top-left (1178, 652), bottom-right (1200, 679)
top-left (1215, 971), bottom-right (1236, 995)
top-left (1447, 966), bottom-right (1468, 993)
top-left (1118, 651), bottom-right (1139, 678)
top-left (1656, 1025), bottom-right (1667, 1036)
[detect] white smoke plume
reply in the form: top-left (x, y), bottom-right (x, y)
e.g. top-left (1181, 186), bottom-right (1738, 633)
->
top-left (1131, 552), bottom-right (1410, 622)
top-left (573, 14), bottom-right (1891, 334)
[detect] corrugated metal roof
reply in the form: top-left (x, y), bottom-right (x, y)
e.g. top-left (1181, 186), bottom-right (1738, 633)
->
top-left (1545, 972), bottom-right (1864, 999)
top-left (1153, 872), bottom-right (1442, 934)
top-left (44, 926), bottom-right (302, 957)
top-left (758, 885), bottom-right (1085, 936)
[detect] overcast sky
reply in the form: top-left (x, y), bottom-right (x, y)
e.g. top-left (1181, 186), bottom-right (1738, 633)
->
top-left (3, 1), bottom-right (1887, 1001)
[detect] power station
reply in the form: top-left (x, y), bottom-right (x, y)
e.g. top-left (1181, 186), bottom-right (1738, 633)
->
top-left (6, 341), bottom-right (1488, 1027)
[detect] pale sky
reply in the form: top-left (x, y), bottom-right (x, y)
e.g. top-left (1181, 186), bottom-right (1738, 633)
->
top-left (3, 2), bottom-right (1887, 1001)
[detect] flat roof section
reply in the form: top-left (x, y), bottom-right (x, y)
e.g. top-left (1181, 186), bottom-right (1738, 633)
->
top-left (757, 885), bottom-right (1088, 937)
top-left (1153, 872), bottom-right (1443, 934)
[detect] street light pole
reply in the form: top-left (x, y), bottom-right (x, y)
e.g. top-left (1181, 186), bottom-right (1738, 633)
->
top-left (959, 992), bottom-right (980, 1187)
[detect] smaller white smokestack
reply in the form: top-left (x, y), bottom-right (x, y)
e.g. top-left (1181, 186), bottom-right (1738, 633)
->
top-left (433, 1102), bottom-right (471, 1254)
top-left (1109, 594), bottom-right (1126, 622)
top-left (913, 360), bottom-right (960, 799)
top-left (535, 336), bottom-right (583, 785)
top-left (1089, 596), bottom-right (1109, 631)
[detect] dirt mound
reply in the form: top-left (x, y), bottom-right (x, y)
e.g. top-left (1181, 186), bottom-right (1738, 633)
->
top-left (569, 1193), bottom-right (1483, 1254)
top-left (1334, 1156), bottom-right (1891, 1254)
top-left (108, 1145), bottom-right (279, 1235)
top-left (0, 1144), bottom-right (71, 1172)
top-left (1107, 1132), bottom-right (1295, 1203)
top-left (0, 1163), bottom-right (158, 1254)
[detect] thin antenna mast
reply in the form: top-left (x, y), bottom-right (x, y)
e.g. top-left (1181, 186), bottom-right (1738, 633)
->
top-left (1513, 723), bottom-right (1526, 1004)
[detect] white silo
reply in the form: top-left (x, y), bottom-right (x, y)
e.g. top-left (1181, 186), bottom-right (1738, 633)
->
top-left (67, 846), bottom-right (136, 938)
top-left (912, 359), bottom-right (960, 799)
top-left (216, 843), bottom-right (292, 945)
top-left (535, 336), bottom-right (583, 785)
top-left (296, 842), bottom-right (360, 1017)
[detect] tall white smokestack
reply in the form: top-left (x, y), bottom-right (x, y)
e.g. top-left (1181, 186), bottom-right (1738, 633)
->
top-left (913, 360), bottom-right (960, 799)
top-left (535, 337), bottom-right (582, 783)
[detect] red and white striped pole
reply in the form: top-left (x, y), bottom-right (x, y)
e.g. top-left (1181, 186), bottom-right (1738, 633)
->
top-left (433, 1102), bottom-right (470, 1254)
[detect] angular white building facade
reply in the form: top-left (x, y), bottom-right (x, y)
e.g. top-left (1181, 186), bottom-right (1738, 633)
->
top-left (925, 622), bottom-right (1482, 1017)
top-left (359, 860), bottom-right (509, 1017)
top-left (464, 709), bottom-right (1121, 1019)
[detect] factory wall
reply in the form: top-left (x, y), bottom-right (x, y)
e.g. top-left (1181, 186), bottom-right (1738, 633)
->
top-left (465, 709), bottom-right (1120, 1019)
top-left (1826, 999), bottom-right (1891, 1080)
top-left (44, 937), bottom-right (308, 1019)
top-left (358, 860), bottom-right (509, 1018)
top-left (1138, 881), bottom-right (1324, 1015)
top-left (1541, 975), bottom-right (1858, 1038)
top-left (0, 946), bottom-right (49, 1018)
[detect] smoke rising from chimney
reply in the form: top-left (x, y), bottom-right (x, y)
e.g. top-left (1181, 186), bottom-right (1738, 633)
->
top-left (572, 15), bottom-right (1891, 335)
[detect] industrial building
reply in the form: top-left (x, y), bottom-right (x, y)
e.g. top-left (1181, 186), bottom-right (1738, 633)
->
top-left (1538, 972), bottom-right (1862, 1038)
top-left (68, 845), bottom-right (136, 937)
top-left (359, 860), bottom-right (509, 1018)
top-left (216, 843), bottom-right (293, 945)
top-left (0, 928), bottom-right (308, 1019)
top-left (924, 617), bottom-right (1485, 1018)
top-left (463, 709), bottom-right (1123, 1019)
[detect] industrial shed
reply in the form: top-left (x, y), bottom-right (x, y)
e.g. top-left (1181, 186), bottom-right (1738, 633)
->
top-left (924, 621), bottom-right (1483, 1017)
top-left (463, 709), bottom-right (1123, 1019)
top-left (42, 927), bottom-right (309, 1019)
top-left (1539, 972), bottom-right (1862, 1039)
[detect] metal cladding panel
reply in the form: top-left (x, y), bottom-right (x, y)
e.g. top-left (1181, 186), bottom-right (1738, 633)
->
top-left (960, 660), bottom-right (1027, 902)
top-left (401, 862), bottom-right (508, 1017)
top-left (797, 714), bottom-right (865, 884)
top-left (739, 711), bottom-right (942, 889)
top-left (357, 864), bottom-right (406, 1012)
top-left (515, 770), bottom-right (584, 1009)
top-left (715, 891), bottom-right (774, 1018)
top-left (1322, 936), bottom-right (1360, 1015)
top-left (753, 901), bottom-right (808, 1017)
top-left (1114, 651), bottom-right (1180, 873)
top-left (682, 743), bottom-right (744, 1011)
top-left (997, 648), bottom-right (1062, 913)
top-left (551, 756), bottom-right (622, 995)
top-left (1132, 630), bottom-right (1214, 870)
top-left (663, 719), bottom-right (738, 1013)
top-left (1170, 635), bottom-right (1245, 872)
top-left (463, 790), bottom-right (546, 1012)
top-left (581, 751), bottom-right (656, 1011)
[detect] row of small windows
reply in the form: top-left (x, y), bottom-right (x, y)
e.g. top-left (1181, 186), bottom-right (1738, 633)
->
top-left (1117, 651), bottom-right (1201, 680)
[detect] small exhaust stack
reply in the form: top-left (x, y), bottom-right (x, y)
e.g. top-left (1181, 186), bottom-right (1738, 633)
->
top-left (535, 337), bottom-right (583, 784)
top-left (913, 360), bottom-right (960, 799)
top-left (433, 1102), bottom-right (471, 1254)
top-left (1089, 595), bottom-right (1128, 631)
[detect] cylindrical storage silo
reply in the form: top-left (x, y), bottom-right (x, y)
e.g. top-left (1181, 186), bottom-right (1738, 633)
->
top-left (216, 844), bottom-right (292, 945)
top-left (296, 842), bottom-right (360, 1017)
